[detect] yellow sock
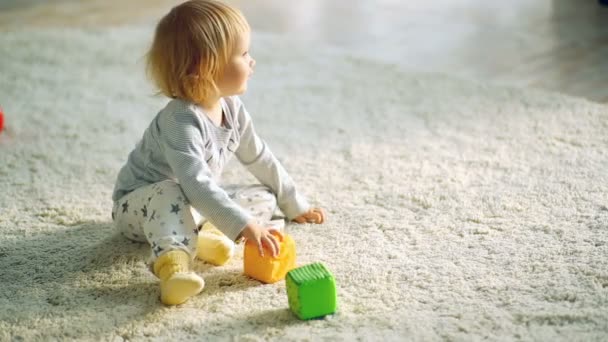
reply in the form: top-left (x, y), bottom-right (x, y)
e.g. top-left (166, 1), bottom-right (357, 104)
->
top-left (197, 222), bottom-right (235, 266)
top-left (153, 250), bottom-right (205, 305)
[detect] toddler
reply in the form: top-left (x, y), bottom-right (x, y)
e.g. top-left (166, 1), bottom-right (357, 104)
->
top-left (111, 0), bottom-right (325, 305)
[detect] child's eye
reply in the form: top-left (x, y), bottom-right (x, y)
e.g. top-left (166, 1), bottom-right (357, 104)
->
top-left (242, 51), bottom-right (249, 57)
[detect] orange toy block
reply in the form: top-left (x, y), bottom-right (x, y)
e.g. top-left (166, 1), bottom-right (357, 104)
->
top-left (243, 232), bottom-right (296, 284)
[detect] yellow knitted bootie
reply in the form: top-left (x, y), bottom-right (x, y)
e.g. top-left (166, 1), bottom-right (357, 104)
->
top-left (197, 221), bottom-right (235, 266)
top-left (153, 250), bottom-right (205, 305)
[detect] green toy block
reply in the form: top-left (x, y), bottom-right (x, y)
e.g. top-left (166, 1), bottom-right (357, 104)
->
top-left (286, 262), bottom-right (337, 320)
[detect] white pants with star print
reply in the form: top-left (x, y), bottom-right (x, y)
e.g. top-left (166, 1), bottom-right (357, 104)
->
top-left (111, 180), bottom-right (284, 262)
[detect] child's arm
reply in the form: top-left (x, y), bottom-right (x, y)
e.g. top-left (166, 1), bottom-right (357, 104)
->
top-left (232, 97), bottom-right (324, 223)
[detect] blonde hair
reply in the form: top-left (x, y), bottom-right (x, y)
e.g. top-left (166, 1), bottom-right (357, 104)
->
top-left (146, 0), bottom-right (250, 106)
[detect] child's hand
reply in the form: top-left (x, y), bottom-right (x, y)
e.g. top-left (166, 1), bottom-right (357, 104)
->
top-left (240, 222), bottom-right (282, 257)
top-left (292, 208), bottom-right (325, 224)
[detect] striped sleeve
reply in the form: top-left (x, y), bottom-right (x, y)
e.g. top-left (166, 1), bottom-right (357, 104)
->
top-left (232, 97), bottom-right (311, 219)
top-left (160, 108), bottom-right (252, 241)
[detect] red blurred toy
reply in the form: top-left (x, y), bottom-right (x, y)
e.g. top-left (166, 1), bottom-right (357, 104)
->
top-left (0, 106), bottom-right (4, 133)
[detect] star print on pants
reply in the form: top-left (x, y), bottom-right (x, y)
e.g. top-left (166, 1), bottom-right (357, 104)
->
top-left (170, 203), bottom-right (181, 214)
top-left (141, 205), bottom-right (148, 218)
top-left (122, 201), bottom-right (129, 213)
top-left (149, 210), bottom-right (156, 222)
top-left (182, 237), bottom-right (190, 246)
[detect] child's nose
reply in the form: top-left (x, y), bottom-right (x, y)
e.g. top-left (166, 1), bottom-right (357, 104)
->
top-left (250, 58), bottom-right (256, 68)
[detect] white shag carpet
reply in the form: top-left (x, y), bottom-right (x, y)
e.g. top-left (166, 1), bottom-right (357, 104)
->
top-left (0, 26), bottom-right (607, 341)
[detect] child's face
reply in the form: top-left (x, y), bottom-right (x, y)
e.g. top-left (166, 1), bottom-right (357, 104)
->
top-left (217, 31), bottom-right (255, 97)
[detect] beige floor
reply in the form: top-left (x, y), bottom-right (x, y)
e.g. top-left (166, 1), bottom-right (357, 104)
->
top-left (2, 0), bottom-right (608, 102)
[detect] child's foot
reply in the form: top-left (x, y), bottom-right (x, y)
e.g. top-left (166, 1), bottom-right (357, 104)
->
top-left (160, 272), bottom-right (205, 305)
top-left (197, 222), bottom-right (235, 266)
top-left (153, 250), bottom-right (204, 305)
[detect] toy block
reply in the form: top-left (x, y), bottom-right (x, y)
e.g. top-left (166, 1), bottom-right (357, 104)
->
top-left (286, 263), bottom-right (337, 320)
top-left (0, 106), bottom-right (4, 133)
top-left (243, 232), bottom-right (296, 284)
